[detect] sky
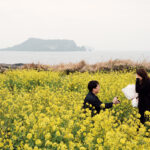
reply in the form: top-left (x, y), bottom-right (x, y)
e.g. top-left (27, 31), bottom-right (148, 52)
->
top-left (0, 0), bottom-right (150, 51)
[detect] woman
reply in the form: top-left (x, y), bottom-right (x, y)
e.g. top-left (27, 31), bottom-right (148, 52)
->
top-left (136, 68), bottom-right (150, 124)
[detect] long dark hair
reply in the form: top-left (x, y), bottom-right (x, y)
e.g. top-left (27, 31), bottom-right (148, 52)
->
top-left (136, 68), bottom-right (149, 83)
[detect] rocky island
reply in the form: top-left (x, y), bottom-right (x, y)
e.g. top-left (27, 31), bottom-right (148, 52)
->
top-left (0, 38), bottom-right (86, 52)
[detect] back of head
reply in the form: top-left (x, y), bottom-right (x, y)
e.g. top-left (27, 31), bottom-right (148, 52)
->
top-left (136, 68), bottom-right (149, 82)
top-left (88, 80), bottom-right (99, 92)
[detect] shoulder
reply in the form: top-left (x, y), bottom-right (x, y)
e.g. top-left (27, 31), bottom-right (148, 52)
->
top-left (85, 92), bottom-right (96, 101)
top-left (85, 92), bottom-right (94, 99)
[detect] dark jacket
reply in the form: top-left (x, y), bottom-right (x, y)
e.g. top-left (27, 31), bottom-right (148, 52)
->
top-left (136, 78), bottom-right (150, 123)
top-left (83, 91), bottom-right (113, 117)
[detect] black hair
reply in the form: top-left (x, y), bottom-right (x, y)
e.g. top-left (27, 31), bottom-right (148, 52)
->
top-left (136, 68), bottom-right (149, 82)
top-left (88, 80), bottom-right (99, 92)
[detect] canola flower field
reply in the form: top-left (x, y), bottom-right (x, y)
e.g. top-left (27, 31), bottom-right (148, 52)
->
top-left (0, 70), bottom-right (150, 150)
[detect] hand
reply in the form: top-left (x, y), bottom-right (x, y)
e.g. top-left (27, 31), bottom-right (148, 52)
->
top-left (113, 97), bottom-right (120, 104)
top-left (136, 74), bottom-right (142, 80)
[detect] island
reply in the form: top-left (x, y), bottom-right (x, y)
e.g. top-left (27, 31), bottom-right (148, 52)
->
top-left (0, 38), bottom-right (87, 52)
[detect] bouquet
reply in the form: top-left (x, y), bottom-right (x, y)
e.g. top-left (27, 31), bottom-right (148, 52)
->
top-left (122, 84), bottom-right (138, 107)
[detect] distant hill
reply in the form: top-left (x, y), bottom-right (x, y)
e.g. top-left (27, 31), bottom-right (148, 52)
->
top-left (0, 38), bottom-right (87, 51)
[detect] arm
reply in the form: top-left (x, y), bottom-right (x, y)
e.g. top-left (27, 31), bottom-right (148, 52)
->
top-left (135, 78), bottom-right (141, 93)
top-left (105, 102), bottom-right (113, 109)
top-left (136, 78), bottom-right (148, 93)
top-left (104, 96), bottom-right (120, 108)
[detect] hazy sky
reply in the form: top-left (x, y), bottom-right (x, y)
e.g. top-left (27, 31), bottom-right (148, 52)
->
top-left (0, 0), bottom-right (150, 51)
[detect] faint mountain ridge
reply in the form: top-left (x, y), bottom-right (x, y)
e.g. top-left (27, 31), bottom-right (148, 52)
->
top-left (0, 38), bottom-right (87, 51)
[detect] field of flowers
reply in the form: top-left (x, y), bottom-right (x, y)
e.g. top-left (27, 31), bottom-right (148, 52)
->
top-left (0, 69), bottom-right (150, 150)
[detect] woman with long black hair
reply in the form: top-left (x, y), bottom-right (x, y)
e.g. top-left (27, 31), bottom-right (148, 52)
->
top-left (136, 68), bottom-right (150, 124)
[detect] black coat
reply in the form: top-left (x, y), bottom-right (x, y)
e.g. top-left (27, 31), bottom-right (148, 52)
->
top-left (136, 78), bottom-right (150, 123)
top-left (83, 91), bottom-right (113, 117)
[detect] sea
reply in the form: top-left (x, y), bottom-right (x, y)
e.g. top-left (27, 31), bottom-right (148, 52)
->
top-left (0, 51), bottom-right (150, 65)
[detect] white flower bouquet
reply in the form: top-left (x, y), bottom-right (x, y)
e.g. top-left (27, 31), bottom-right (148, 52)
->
top-left (122, 84), bottom-right (138, 107)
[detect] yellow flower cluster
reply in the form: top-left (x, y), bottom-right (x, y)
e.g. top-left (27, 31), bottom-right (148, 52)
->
top-left (0, 70), bottom-right (150, 149)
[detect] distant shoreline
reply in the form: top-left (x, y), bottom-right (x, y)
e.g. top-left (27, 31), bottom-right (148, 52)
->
top-left (0, 59), bottom-right (150, 73)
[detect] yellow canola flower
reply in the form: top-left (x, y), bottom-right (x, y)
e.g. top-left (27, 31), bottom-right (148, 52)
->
top-left (120, 138), bottom-right (126, 144)
top-left (97, 138), bottom-right (103, 144)
top-left (45, 133), bottom-right (51, 140)
top-left (45, 140), bottom-right (52, 146)
top-left (64, 133), bottom-right (74, 139)
top-left (0, 142), bottom-right (4, 148)
top-left (1, 121), bottom-right (4, 125)
top-left (100, 103), bottom-right (105, 109)
top-left (33, 146), bottom-right (39, 150)
top-left (24, 144), bottom-right (32, 150)
top-left (145, 111), bottom-right (150, 117)
top-left (35, 139), bottom-right (42, 146)
top-left (27, 133), bottom-right (32, 139)
top-left (56, 131), bottom-right (61, 136)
